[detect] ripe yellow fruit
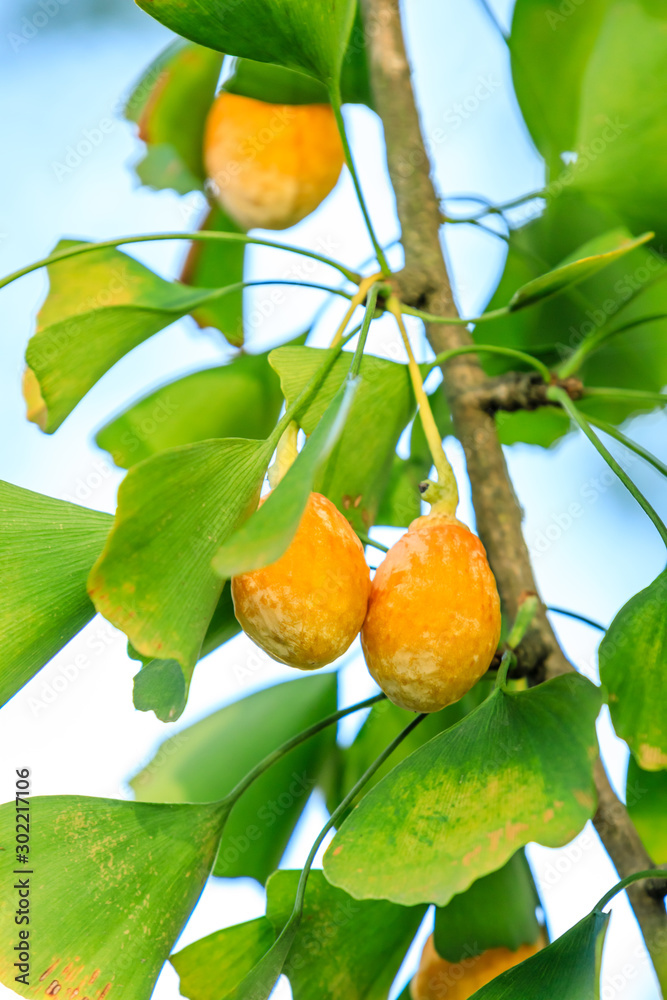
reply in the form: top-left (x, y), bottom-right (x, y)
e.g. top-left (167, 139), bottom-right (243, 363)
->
top-left (411, 934), bottom-right (544, 1000)
top-left (231, 492), bottom-right (371, 669)
top-left (361, 511), bottom-right (501, 712)
top-left (203, 92), bottom-right (345, 231)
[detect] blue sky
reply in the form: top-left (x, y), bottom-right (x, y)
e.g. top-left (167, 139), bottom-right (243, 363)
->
top-left (0, 0), bottom-right (665, 997)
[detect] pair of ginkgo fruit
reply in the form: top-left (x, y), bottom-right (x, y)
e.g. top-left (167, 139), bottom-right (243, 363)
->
top-left (208, 94), bottom-right (538, 997)
top-left (206, 94), bottom-right (501, 713)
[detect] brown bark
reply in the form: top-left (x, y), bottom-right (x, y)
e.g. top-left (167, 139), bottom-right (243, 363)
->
top-left (361, 0), bottom-right (667, 980)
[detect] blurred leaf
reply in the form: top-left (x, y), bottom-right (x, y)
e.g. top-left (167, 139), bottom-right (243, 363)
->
top-left (131, 582), bottom-right (240, 722)
top-left (132, 674), bottom-right (337, 883)
top-left (468, 910), bottom-right (609, 999)
top-left (270, 347), bottom-right (415, 531)
top-left (0, 795), bottom-right (226, 1000)
top-left (126, 39), bottom-right (223, 194)
top-left (27, 241), bottom-right (245, 432)
top-left (0, 481), bottom-right (111, 708)
top-left (434, 851), bottom-right (540, 962)
top-left (508, 232), bottom-right (653, 311)
top-left (511, 0), bottom-right (667, 241)
top-left (625, 756), bottom-right (667, 863)
top-left (599, 568), bottom-right (667, 770)
top-left (323, 675), bottom-right (602, 906)
top-left (180, 204), bottom-right (246, 341)
top-left (212, 379), bottom-right (357, 578)
top-left (510, 0), bottom-right (608, 172)
top-left (266, 870), bottom-right (424, 999)
top-left (172, 918), bottom-right (276, 1000)
top-left (136, 0), bottom-right (357, 89)
top-left (88, 437), bottom-right (272, 678)
top-left (96, 351), bottom-right (284, 469)
top-left (478, 197), bottom-right (667, 446)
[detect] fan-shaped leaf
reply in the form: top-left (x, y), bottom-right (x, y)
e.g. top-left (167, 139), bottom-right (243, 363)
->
top-left (0, 795), bottom-right (227, 1000)
top-left (0, 481), bottom-right (111, 708)
top-left (599, 568), bottom-right (667, 770)
top-left (323, 675), bottom-right (602, 906)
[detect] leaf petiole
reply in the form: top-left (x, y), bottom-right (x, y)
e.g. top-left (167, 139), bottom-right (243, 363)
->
top-left (548, 387), bottom-right (667, 548)
top-left (595, 869), bottom-right (667, 913)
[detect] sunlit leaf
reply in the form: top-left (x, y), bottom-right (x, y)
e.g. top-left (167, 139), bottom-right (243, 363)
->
top-left (96, 351), bottom-right (284, 469)
top-left (599, 568), bottom-right (667, 770)
top-left (468, 910), bottom-right (608, 999)
top-left (266, 870), bottom-right (425, 999)
top-left (212, 379), bottom-right (357, 578)
top-left (126, 39), bottom-right (223, 194)
top-left (136, 0), bottom-right (358, 90)
top-left (323, 675), bottom-right (602, 906)
top-left (508, 231), bottom-right (653, 311)
top-left (434, 851), bottom-right (540, 962)
top-left (131, 674), bottom-right (337, 882)
top-left (88, 437), bottom-right (272, 677)
top-left (0, 795), bottom-right (227, 1000)
top-left (172, 918), bottom-right (276, 1000)
top-left (0, 481), bottom-right (111, 708)
top-left (27, 241), bottom-right (244, 432)
top-left (625, 756), bottom-right (667, 863)
top-left (270, 346), bottom-right (415, 532)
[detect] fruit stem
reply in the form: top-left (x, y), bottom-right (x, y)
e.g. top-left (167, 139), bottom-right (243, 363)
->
top-left (329, 88), bottom-right (391, 276)
top-left (548, 387), bottom-right (667, 549)
top-left (387, 295), bottom-right (459, 515)
top-left (267, 421), bottom-right (299, 488)
top-left (330, 272), bottom-right (384, 348)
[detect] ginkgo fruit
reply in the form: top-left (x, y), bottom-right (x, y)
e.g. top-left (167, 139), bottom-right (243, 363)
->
top-left (411, 934), bottom-right (544, 999)
top-left (203, 92), bottom-right (345, 231)
top-left (361, 510), bottom-right (501, 712)
top-left (231, 492), bottom-right (371, 669)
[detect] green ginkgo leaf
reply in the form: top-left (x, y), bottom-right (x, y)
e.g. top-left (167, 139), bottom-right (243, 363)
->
top-left (468, 910), bottom-right (609, 999)
top-left (212, 378), bottom-right (357, 578)
top-left (508, 231), bottom-right (653, 311)
top-left (88, 437), bottom-right (272, 679)
top-left (172, 918), bottom-right (276, 1000)
top-left (269, 347), bottom-right (415, 532)
top-left (136, 0), bottom-right (357, 90)
top-left (0, 795), bottom-right (227, 1000)
top-left (434, 851), bottom-right (541, 963)
top-left (131, 674), bottom-right (338, 883)
top-left (323, 675), bottom-right (602, 906)
top-left (26, 241), bottom-right (245, 432)
top-left (0, 481), bottom-right (111, 708)
top-left (599, 568), bottom-right (667, 770)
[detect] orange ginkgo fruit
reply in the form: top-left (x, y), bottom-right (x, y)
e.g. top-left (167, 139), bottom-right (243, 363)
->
top-left (231, 492), bottom-right (370, 669)
top-left (411, 934), bottom-right (544, 1000)
top-left (203, 92), bottom-right (344, 231)
top-left (361, 510), bottom-right (501, 712)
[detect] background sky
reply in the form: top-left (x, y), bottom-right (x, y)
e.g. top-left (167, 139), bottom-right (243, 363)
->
top-left (0, 0), bottom-right (665, 997)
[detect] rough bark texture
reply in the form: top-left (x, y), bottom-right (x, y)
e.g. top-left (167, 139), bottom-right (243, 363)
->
top-left (361, 0), bottom-right (667, 982)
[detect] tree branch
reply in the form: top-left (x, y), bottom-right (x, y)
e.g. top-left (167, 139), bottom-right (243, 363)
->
top-left (361, 0), bottom-right (667, 979)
